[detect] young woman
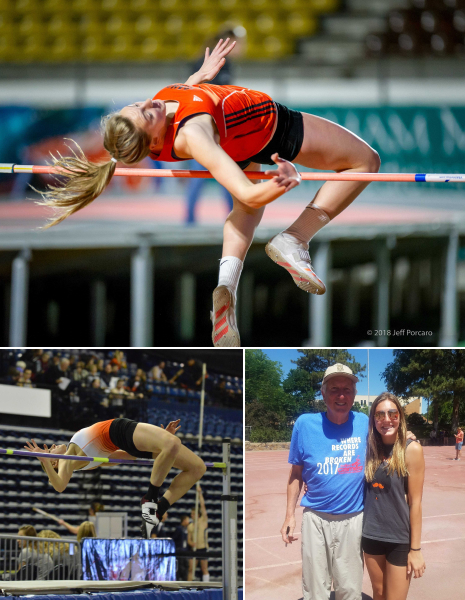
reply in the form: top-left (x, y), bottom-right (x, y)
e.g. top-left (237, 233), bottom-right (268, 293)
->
top-left (24, 417), bottom-right (206, 538)
top-left (363, 393), bottom-right (426, 600)
top-left (37, 39), bottom-right (380, 347)
top-left (454, 426), bottom-right (463, 460)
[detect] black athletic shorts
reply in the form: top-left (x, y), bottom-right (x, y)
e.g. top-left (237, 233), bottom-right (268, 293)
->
top-left (236, 102), bottom-right (304, 170)
top-left (362, 536), bottom-right (410, 567)
top-left (109, 418), bottom-right (153, 460)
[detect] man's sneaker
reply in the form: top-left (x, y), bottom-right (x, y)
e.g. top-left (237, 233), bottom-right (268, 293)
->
top-left (211, 285), bottom-right (240, 347)
top-left (265, 232), bottom-right (326, 295)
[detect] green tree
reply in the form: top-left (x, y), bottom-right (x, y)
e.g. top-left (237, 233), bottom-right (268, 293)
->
top-left (383, 349), bottom-right (465, 432)
top-left (245, 349), bottom-right (288, 414)
top-left (284, 349), bottom-right (366, 399)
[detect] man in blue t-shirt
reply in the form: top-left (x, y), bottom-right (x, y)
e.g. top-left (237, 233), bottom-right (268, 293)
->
top-left (281, 363), bottom-right (367, 600)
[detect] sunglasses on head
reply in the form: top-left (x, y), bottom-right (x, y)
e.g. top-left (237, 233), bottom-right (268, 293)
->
top-left (374, 409), bottom-right (399, 422)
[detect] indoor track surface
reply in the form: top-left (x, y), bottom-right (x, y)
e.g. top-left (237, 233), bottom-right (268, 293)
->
top-left (245, 445), bottom-right (465, 600)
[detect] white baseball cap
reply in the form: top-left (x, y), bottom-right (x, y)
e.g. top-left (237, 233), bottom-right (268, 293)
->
top-left (322, 363), bottom-right (359, 384)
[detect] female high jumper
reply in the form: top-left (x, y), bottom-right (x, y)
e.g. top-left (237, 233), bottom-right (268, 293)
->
top-left (36, 39), bottom-right (380, 347)
top-left (24, 417), bottom-right (206, 538)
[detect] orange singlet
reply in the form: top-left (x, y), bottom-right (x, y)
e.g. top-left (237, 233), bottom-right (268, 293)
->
top-left (68, 419), bottom-right (118, 470)
top-left (150, 83), bottom-right (277, 163)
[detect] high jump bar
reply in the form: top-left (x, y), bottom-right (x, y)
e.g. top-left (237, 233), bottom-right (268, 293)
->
top-left (0, 447), bottom-right (226, 468)
top-left (1, 163), bottom-right (464, 183)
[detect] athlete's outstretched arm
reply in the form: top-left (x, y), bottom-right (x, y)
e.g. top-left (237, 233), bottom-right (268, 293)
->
top-left (24, 440), bottom-right (73, 492)
top-left (178, 116), bottom-right (301, 207)
top-left (185, 38), bottom-right (236, 86)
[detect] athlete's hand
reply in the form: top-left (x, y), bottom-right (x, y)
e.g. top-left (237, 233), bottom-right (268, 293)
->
top-left (24, 439), bottom-right (51, 462)
top-left (197, 38), bottom-right (236, 83)
top-left (265, 153), bottom-right (301, 192)
top-left (161, 419), bottom-right (181, 435)
top-left (407, 550), bottom-right (426, 578)
top-left (280, 516), bottom-right (298, 544)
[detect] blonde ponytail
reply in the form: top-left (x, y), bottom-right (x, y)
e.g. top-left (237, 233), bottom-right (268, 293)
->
top-left (36, 113), bottom-right (152, 228)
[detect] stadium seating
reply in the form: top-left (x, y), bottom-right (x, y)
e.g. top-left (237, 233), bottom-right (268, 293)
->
top-left (0, 0), bottom-right (341, 62)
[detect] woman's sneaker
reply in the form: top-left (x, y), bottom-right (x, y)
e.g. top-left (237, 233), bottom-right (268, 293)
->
top-left (141, 496), bottom-right (159, 537)
top-left (211, 285), bottom-right (240, 347)
top-left (265, 232), bottom-right (326, 295)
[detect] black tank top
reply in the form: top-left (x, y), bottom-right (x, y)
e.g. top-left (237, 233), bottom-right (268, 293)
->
top-left (362, 439), bottom-right (414, 544)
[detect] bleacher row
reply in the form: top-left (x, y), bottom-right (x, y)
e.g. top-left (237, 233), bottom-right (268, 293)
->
top-left (366, 0), bottom-right (465, 57)
top-left (0, 0), bottom-right (340, 61)
top-left (0, 425), bottom-right (243, 581)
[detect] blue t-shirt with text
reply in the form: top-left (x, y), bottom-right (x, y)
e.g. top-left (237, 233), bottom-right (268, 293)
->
top-left (289, 411), bottom-right (368, 514)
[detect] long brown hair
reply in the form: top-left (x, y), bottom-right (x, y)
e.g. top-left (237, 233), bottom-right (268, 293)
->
top-left (365, 392), bottom-right (408, 482)
top-left (36, 113), bottom-right (151, 228)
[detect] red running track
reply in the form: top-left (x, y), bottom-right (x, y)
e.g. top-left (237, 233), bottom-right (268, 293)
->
top-left (245, 446), bottom-right (465, 600)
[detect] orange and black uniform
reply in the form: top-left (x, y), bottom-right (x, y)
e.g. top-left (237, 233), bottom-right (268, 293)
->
top-left (150, 83), bottom-right (277, 165)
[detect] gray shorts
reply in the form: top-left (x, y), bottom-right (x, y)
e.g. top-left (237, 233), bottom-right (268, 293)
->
top-left (301, 508), bottom-right (363, 600)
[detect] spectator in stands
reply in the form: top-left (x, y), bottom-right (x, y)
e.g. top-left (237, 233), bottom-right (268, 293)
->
top-left (46, 357), bottom-right (71, 386)
top-left (87, 364), bottom-right (100, 386)
top-left (37, 530), bottom-right (71, 569)
top-left (439, 430), bottom-right (445, 445)
top-left (150, 361), bottom-right (168, 383)
top-left (40, 351), bottom-right (52, 373)
top-left (178, 359), bottom-right (207, 391)
top-left (101, 363), bottom-right (114, 387)
top-left (128, 371), bottom-right (147, 398)
top-left (97, 358), bottom-right (105, 372)
top-left (187, 485), bottom-right (209, 582)
top-left (72, 362), bottom-right (89, 383)
top-left (150, 512), bottom-right (168, 538)
top-left (454, 427), bottom-right (463, 460)
top-left (111, 350), bottom-right (127, 369)
top-left (6, 366), bottom-right (20, 384)
top-left (17, 368), bottom-right (34, 388)
top-left (111, 364), bottom-right (121, 378)
top-left (77, 521), bottom-right (97, 542)
top-left (172, 515), bottom-right (190, 581)
top-left (16, 525), bottom-right (54, 580)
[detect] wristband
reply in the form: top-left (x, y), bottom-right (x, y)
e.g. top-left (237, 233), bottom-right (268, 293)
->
top-left (410, 547), bottom-right (421, 551)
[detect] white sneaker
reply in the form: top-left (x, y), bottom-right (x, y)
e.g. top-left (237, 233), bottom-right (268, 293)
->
top-left (265, 232), bottom-right (326, 295)
top-left (141, 496), bottom-right (159, 526)
top-left (211, 285), bottom-right (240, 347)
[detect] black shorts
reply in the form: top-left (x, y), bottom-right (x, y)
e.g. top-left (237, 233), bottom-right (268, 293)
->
top-left (236, 102), bottom-right (304, 170)
top-left (109, 418), bottom-right (153, 460)
top-left (362, 536), bottom-right (410, 567)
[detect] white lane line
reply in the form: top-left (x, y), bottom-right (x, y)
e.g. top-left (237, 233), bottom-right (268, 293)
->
top-left (245, 561), bottom-right (302, 572)
top-left (423, 512), bottom-right (465, 519)
top-left (246, 534), bottom-right (287, 541)
top-left (422, 536), bottom-right (465, 544)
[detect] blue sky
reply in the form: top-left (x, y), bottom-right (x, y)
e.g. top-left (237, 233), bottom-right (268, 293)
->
top-left (262, 349), bottom-right (395, 396)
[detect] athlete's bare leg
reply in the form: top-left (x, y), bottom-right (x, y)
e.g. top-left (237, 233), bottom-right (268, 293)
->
top-left (222, 162), bottom-right (264, 260)
top-left (132, 423), bottom-right (206, 503)
top-left (265, 113), bottom-right (380, 294)
top-left (292, 112), bottom-right (381, 221)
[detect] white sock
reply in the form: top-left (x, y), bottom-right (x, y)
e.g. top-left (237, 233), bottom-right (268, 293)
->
top-left (283, 203), bottom-right (330, 245)
top-left (202, 574), bottom-right (210, 582)
top-left (218, 256), bottom-right (243, 299)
